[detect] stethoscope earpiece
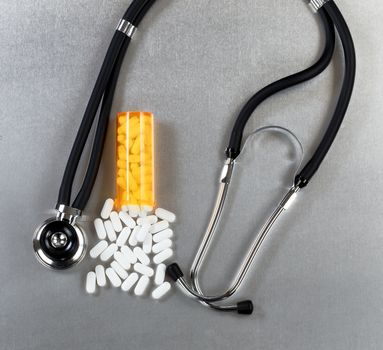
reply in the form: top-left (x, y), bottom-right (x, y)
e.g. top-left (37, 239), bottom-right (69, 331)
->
top-left (33, 206), bottom-right (86, 270)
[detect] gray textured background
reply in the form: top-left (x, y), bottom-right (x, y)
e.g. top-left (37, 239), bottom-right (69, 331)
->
top-left (1, 1), bottom-right (383, 349)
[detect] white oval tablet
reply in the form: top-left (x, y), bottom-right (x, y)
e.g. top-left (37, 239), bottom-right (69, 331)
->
top-left (116, 227), bottom-right (131, 247)
top-left (100, 243), bottom-right (118, 262)
top-left (134, 263), bottom-right (154, 277)
top-left (134, 275), bottom-right (150, 296)
top-left (95, 265), bottom-right (106, 287)
top-left (101, 198), bottom-right (114, 219)
top-left (149, 220), bottom-right (169, 234)
top-left (143, 234), bottom-right (152, 254)
top-left (105, 267), bottom-right (122, 287)
top-left (152, 239), bottom-right (173, 254)
top-left (121, 245), bottom-right (137, 264)
top-left (128, 205), bottom-right (140, 218)
top-left (94, 218), bottom-right (107, 240)
top-left (153, 248), bottom-right (173, 265)
top-left (104, 220), bottom-right (117, 242)
top-left (141, 205), bottom-right (153, 213)
top-left (138, 210), bottom-right (147, 218)
top-left (119, 211), bottom-right (136, 229)
top-left (86, 272), bottom-right (96, 294)
top-left (128, 226), bottom-right (139, 246)
top-left (154, 264), bottom-right (166, 286)
top-left (114, 251), bottom-right (131, 270)
top-left (152, 229), bottom-right (174, 243)
top-left (133, 247), bottom-right (150, 265)
top-left (136, 223), bottom-right (150, 242)
top-left (152, 282), bottom-right (171, 300)
top-left (137, 215), bottom-right (158, 226)
top-left (89, 240), bottom-right (108, 259)
top-left (111, 261), bottom-right (128, 280)
top-left (155, 208), bottom-right (176, 223)
top-left (110, 211), bottom-right (123, 232)
top-left (121, 272), bottom-right (139, 292)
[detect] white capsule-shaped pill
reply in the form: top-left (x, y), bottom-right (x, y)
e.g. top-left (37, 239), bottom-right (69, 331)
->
top-left (138, 210), bottom-right (147, 218)
top-left (128, 205), bottom-right (140, 218)
top-left (94, 218), bottom-right (107, 240)
top-left (119, 211), bottom-right (136, 229)
top-left (143, 234), bottom-right (152, 254)
top-left (89, 240), bottom-right (108, 259)
top-left (95, 265), bottom-right (107, 287)
top-left (136, 223), bottom-right (150, 243)
top-left (116, 227), bottom-right (131, 247)
top-left (141, 205), bottom-right (153, 213)
top-left (155, 208), bottom-right (176, 223)
top-left (129, 226), bottom-right (139, 246)
top-left (114, 251), bottom-right (131, 270)
top-left (153, 248), bottom-right (173, 265)
top-left (100, 198), bottom-right (114, 220)
top-left (111, 261), bottom-right (129, 280)
top-left (137, 215), bottom-right (158, 226)
top-left (152, 239), bottom-right (173, 254)
top-left (121, 245), bottom-right (138, 264)
top-left (153, 229), bottom-right (174, 243)
top-left (104, 220), bottom-right (117, 242)
top-left (110, 211), bottom-right (123, 232)
top-left (152, 282), bottom-right (171, 300)
top-left (105, 267), bottom-right (122, 287)
top-left (121, 272), bottom-right (139, 292)
top-left (150, 220), bottom-right (170, 234)
top-left (134, 275), bottom-right (150, 296)
top-left (134, 263), bottom-right (154, 277)
top-left (86, 272), bottom-right (97, 294)
top-left (100, 243), bottom-right (118, 262)
top-left (133, 247), bottom-right (150, 265)
top-left (121, 205), bottom-right (129, 212)
top-left (154, 264), bottom-right (166, 286)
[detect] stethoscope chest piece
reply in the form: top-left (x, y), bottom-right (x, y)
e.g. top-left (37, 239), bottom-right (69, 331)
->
top-left (33, 205), bottom-right (86, 270)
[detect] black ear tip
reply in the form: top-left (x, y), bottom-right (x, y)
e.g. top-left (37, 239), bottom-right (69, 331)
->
top-left (237, 300), bottom-right (253, 315)
top-left (166, 263), bottom-right (184, 281)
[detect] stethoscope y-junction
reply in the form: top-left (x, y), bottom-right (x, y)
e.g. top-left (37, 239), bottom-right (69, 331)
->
top-left (33, 0), bottom-right (355, 316)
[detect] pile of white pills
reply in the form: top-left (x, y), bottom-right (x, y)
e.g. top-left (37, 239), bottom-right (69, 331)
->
top-left (86, 199), bottom-right (176, 301)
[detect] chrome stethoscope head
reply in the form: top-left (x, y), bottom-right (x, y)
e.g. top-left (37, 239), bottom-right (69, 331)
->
top-left (33, 205), bottom-right (86, 270)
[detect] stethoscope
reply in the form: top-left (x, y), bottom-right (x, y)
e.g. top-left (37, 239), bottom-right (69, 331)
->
top-left (33, 0), bottom-right (355, 315)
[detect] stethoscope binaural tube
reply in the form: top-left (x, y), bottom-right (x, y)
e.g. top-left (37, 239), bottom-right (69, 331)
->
top-left (167, 0), bottom-right (356, 315)
top-left (33, 0), bottom-right (158, 270)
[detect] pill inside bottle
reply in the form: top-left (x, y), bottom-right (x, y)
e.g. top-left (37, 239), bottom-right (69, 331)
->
top-left (115, 112), bottom-right (155, 211)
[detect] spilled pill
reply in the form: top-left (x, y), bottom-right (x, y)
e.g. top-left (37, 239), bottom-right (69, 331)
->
top-left (138, 210), bottom-right (147, 218)
top-left (150, 220), bottom-right (169, 234)
top-left (152, 282), bottom-right (171, 300)
top-left (114, 251), bottom-right (132, 270)
top-left (94, 218), bottom-right (107, 240)
top-left (137, 215), bottom-right (158, 226)
top-left (106, 267), bottom-right (122, 287)
top-left (95, 265), bottom-right (106, 287)
top-left (128, 205), bottom-right (140, 218)
top-left (152, 239), bottom-right (172, 254)
top-left (136, 223), bottom-right (150, 243)
top-left (152, 229), bottom-right (173, 243)
top-left (100, 243), bottom-right (118, 262)
top-left (90, 240), bottom-right (108, 259)
top-left (101, 198), bottom-right (114, 220)
top-left (153, 248), bottom-right (173, 265)
top-left (111, 261), bottom-right (129, 280)
top-left (155, 208), bottom-right (176, 223)
top-left (143, 233), bottom-right (152, 254)
top-left (116, 227), bottom-right (131, 247)
top-left (110, 211), bottom-right (123, 232)
top-left (154, 264), bottom-right (166, 286)
top-left (134, 275), bottom-right (150, 296)
top-left (134, 263), bottom-right (154, 277)
top-left (104, 220), bottom-right (117, 242)
top-left (133, 247), bottom-right (150, 265)
top-left (129, 226), bottom-right (139, 246)
top-left (121, 245), bottom-right (138, 264)
top-left (119, 211), bottom-right (136, 229)
top-left (121, 272), bottom-right (139, 292)
top-left (86, 272), bottom-right (97, 294)
top-left (141, 205), bottom-right (153, 213)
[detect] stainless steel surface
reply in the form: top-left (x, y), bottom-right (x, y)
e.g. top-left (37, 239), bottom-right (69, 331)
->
top-left (116, 19), bottom-right (137, 38)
